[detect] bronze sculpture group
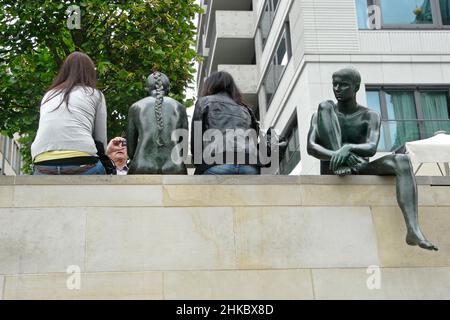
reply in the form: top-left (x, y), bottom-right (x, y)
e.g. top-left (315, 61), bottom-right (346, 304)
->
top-left (126, 69), bottom-right (437, 251)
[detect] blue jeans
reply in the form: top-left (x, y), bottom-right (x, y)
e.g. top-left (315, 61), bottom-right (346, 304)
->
top-left (204, 164), bottom-right (260, 175)
top-left (33, 160), bottom-right (106, 175)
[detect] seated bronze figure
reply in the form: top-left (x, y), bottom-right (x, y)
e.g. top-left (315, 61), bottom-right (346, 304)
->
top-left (307, 67), bottom-right (438, 251)
top-left (127, 72), bottom-right (188, 174)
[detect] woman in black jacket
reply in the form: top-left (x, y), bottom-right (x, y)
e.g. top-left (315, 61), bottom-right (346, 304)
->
top-left (190, 71), bottom-right (260, 175)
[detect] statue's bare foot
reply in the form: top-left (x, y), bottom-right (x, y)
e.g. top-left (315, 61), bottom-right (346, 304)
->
top-left (406, 232), bottom-right (438, 251)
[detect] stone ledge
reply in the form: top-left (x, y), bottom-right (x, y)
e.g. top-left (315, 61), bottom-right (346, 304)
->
top-left (2, 267), bottom-right (450, 300)
top-left (1, 175), bottom-right (449, 186)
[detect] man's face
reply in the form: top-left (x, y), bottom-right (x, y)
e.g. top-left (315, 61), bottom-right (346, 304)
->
top-left (332, 75), bottom-right (357, 102)
top-left (110, 145), bottom-right (128, 163)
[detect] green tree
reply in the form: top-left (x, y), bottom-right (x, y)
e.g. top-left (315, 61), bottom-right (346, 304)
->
top-left (0, 0), bottom-right (202, 173)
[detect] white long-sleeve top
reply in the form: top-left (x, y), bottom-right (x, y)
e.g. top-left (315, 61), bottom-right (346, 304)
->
top-left (31, 86), bottom-right (107, 160)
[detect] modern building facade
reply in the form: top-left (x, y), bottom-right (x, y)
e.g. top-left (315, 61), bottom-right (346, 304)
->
top-left (196, 0), bottom-right (450, 175)
top-left (0, 135), bottom-right (23, 176)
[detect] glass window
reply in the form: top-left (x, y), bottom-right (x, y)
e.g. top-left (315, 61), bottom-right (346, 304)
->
top-left (259, 0), bottom-right (282, 49)
top-left (356, 0), bottom-right (371, 29)
top-left (440, 0), bottom-right (450, 24)
top-left (366, 88), bottom-right (450, 152)
top-left (380, 0), bottom-right (433, 25)
top-left (279, 120), bottom-right (300, 175)
top-left (385, 91), bottom-right (420, 151)
top-left (355, 0), bottom-right (450, 28)
top-left (262, 28), bottom-right (291, 108)
top-left (367, 91), bottom-right (387, 151)
top-left (420, 91), bottom-right (450, 135)
top-left (260, 1), bottom-right (271, 47)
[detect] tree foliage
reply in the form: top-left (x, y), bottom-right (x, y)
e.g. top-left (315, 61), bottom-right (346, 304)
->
top-left (0, 0), bottom-right (202, 173)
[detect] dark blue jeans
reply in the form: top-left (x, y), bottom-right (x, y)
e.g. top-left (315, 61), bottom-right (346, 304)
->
top-left (204, 164), bottom-right (260, 175)
top-left (33, 160), bottom-right (106, 175)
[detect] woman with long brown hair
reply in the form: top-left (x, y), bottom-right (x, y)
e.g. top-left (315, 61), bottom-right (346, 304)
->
top-left (190, 71), bottom-right (260, 175)
top-left (31, 52), bottom-right (107, 175)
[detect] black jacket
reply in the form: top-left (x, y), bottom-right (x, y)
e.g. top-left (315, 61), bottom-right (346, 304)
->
top-left (190, 92), bottom-right (259, 174)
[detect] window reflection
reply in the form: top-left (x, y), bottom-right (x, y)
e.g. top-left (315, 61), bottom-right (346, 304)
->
top-left (262, 28), bottom-right (291, 108)
top-left (380, 0), bottom-right (433, 25)
top-left (441, 0), bottom-right (450, 24)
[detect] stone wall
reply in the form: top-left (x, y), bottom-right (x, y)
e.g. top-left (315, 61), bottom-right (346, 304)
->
top-left (0, 175), bottom-right (449, 299)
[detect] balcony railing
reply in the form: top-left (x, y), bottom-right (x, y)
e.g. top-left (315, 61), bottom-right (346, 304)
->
top-left (378, 119), bottom-right (450, 152)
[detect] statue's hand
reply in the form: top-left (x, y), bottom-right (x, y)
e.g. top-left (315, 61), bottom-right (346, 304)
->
top-left (330, 145), bottom-right (352, 173)
top-left (346, 153), bottom-right (365, 167)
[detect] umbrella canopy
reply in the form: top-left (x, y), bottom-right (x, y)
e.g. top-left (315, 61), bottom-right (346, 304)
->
top-left (405, 132), bottom-right (450, 163)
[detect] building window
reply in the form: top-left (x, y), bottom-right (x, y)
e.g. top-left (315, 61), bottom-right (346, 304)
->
top-left (259, 0), bottom-right (281, 48)
top-left (261, 23), bottom-right (292, 109)
top-left (366, 87), bottom-right (450, 151)
top-left (279, 116), bottom-right (301, 175)
top-left (356, 0), bottom-right (450, 29)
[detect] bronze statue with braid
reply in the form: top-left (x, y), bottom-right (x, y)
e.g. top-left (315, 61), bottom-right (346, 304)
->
top-left (127, 72), bottom-right (188, 174)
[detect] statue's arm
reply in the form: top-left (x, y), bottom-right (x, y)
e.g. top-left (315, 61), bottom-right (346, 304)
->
top-left (343, 111), bottom-right (381, 158)
top-left (307, 113), bottom-right (335, 160)
top-left (127, 105), bottom-right (138, 160)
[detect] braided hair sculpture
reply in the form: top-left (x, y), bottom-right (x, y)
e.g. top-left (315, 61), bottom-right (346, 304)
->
top-left (146, 71), bottom-right (170, 147)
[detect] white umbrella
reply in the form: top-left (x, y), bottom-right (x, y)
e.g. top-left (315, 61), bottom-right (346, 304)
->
top-left (405, 132), bottom-right (450, 175)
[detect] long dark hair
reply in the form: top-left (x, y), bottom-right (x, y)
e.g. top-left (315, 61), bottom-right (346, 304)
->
top-left (43, 52), bottom-right (97, 109)
top-left (201, 71), bottom-right (250, 108)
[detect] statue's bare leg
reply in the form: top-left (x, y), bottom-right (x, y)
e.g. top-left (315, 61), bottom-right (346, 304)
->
top-left (317, 102), bottom-right (353, 175)
top-left (317, 101), bottom-right (342, 151)
top-left (359, 154), bottom-right (438, 251)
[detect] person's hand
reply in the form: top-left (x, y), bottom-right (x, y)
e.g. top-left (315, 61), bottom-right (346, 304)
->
top-left (330, 145), bottom-right (352, 173)
top-left (107, 137), bottom-right (126, 157)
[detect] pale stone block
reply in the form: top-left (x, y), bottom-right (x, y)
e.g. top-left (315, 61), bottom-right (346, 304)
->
top-left (164, 269), bottom-right (313, 300)
top-left (300, 185), bottom-right (397, 206)
top-left (4, 272), bottom-right (163, 300)
top-left (86, 207), bottom-right (236, 272)
top-left (14, 175), bottom-right (163, 185)
top-left (312, 267), bottom-right (450, 300)
top-left (0, 276), bottom-right (4, 300)
top-left (163, 185), bottom-right (302, 207)
top-left (234, 207), bottom-right (379, 269)
top-left (371, 207), bottom-right (450, 267)
top-left (162, 175), bottom-right (301, 185)
top-left (0, 187), bottom-right (13, 208)
top-left (13, 185), bottom-right (163, 207)
top-left (0, 177), bottom-right (14, 186)
top-left (300, 185), bottom-right (436, 206)
top-left (431, 186), bottom-right (450, 206)
top-left (0, 208), bottom-right (86, 274)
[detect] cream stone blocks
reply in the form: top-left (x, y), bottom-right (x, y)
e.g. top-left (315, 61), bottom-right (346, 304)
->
top-left (234, 207), bottom-right (380, 269)
top-left (4, 272), bottom-right (163, 300)
top-left (12, 185), bottom-right (163, 207)
top-left (0, 187), bottom-right (13, 208)
top-left (0, 208), bottom-right (86, 275)
top-left (85, 207), bottom-right (236, 272)
top-left (164, 269), bottom-right (314, 300)
top-left (312, 267), bottom-right (450, 300)
top-left (0, 276), bottom-right (4, 300)
top-left (372, 207), bottom-right (450, 267)
top-left (163, 185), bottom-right (302, 207)
top-left (0, 176), bottom-right (448, 299)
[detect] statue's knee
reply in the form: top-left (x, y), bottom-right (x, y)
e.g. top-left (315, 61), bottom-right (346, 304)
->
top-left (394, 154), bottom-right (412, 172)
top-left (318, 101), bottom-right (333, 112)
